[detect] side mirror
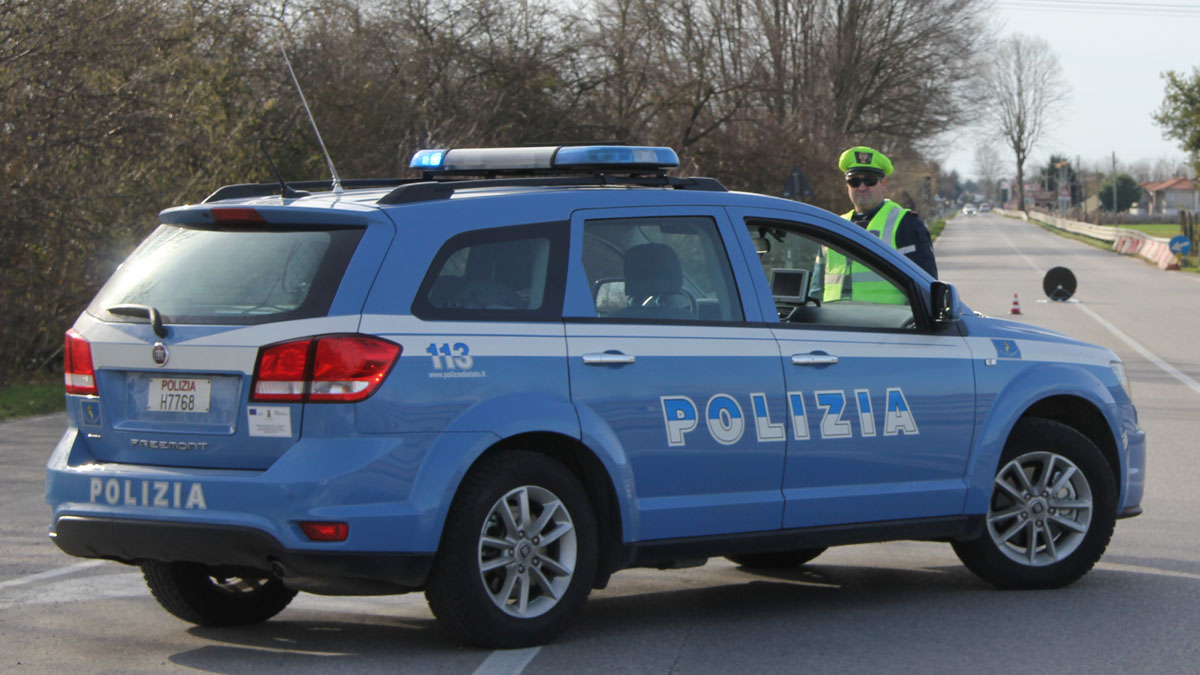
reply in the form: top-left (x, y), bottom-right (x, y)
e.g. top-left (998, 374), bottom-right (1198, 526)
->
top-left (930, 281), bottom-right (961, 328)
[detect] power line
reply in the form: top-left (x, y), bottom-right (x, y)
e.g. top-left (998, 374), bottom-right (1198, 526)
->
top-left (998, 0), bottom-right (1200, 17)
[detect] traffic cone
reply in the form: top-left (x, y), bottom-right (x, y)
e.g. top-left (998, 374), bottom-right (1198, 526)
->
top-left (1009, 293), bottom-right (1022, 315)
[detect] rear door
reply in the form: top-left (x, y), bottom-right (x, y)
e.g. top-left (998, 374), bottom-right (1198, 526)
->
top-left (564, 207), bottom-right (788, 541)
top-left (70, 208), bottom-right (390, 470)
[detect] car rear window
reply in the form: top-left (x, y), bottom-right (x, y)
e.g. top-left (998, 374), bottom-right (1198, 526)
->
top-left (88, 224), bottom-right (364, 325)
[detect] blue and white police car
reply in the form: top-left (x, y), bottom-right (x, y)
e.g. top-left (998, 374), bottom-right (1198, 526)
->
top-left (47, 145), bottom-right (1145, 648)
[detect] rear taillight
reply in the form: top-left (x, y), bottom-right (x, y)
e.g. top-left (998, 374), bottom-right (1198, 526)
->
top-left (64, 329), bottom-right (98, 396)
top-left (251, 335), bottom-right (400, 403)
top-left (309, 336), bottom-right (402, 402)
top-left (252, 339), bottom-right (311, 401)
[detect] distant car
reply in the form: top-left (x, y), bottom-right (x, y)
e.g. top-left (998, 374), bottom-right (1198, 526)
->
top-left (979, 203), bottom-right (992, 213)
top-left (962, 204), bottom-right (978, 215)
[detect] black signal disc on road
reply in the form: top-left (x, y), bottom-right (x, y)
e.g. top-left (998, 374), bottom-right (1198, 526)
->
top-left (1043, 266), bottom-right (1077, 301)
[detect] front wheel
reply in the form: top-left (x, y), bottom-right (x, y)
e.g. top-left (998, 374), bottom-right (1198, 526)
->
top-left (425, 451), bottom-right (598, 648)
top-left (141, 561), bottom-right (297, 626)
top-left (952, 418), bottom-right (1117, 589)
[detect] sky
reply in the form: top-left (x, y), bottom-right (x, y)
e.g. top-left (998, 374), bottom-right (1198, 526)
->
top-left (940, 0), bottom-right (1200, 181)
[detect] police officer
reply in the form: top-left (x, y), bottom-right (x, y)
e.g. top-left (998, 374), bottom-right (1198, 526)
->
top-left (837, 146), bottom-right (937, 279)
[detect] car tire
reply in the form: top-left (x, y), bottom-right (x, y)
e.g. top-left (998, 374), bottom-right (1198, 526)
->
top-left (727, 548), bottom-right (826, 569)
top-left (140, 561), bottom-right (297, 626)
top-left (425, 450), bottom-right (598, 648)
top-left (952, 418), bottom-right (1117, 589)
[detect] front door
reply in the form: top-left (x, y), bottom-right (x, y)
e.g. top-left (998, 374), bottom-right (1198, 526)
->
top-left (735, 211), bottom-right (977, 529)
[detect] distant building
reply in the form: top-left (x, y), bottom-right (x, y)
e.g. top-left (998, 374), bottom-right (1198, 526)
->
top-left (1140, 178), bottom-right (1198, 217)
top-left (1025, 182), bottom-right (1056, 210)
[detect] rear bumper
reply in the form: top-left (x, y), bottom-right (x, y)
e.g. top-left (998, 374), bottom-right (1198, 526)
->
top-left (51, 515), bottom-right (434, 595)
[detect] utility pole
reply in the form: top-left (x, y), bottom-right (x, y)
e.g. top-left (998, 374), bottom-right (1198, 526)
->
top-left (1112, 151), bottom-right (1118, 224)
top-left (1055, 160), bottom-right (1070, 215)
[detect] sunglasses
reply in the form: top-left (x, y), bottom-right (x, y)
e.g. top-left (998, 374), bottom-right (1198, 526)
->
top-left (846, 175), bottom-right (880, 188)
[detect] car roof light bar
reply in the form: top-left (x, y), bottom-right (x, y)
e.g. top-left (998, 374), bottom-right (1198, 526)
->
top-left (554, 145), bottom-right (678, 169)
top-left (377, 174), bottom-right (727, 205)
top-left (408, 145), bottom-right (680, 175)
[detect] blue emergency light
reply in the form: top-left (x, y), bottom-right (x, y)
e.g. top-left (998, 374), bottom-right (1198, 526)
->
top-left (408, 145), bottom-right (679, 173)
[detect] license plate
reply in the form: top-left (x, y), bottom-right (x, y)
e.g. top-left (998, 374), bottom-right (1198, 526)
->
top-left (147, 377), bottom-right (211, 413)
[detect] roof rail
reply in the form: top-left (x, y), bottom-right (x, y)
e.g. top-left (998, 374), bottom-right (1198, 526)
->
top-left (203, 178), bottom-right (420, 203)
top-left (377, 174), bottom-right (727, 205)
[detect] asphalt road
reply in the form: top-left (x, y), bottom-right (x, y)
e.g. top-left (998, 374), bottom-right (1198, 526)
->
top-left (3, 211), bottom-right (1199, 673)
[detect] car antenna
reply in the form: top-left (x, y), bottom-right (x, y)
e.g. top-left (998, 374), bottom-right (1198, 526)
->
top-left (277, 39), bottom-right (343, 194)
top-left (259, 140), bottom-right (309, 199)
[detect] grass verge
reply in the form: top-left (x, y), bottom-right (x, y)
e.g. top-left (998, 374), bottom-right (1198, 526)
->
top-left (1118, 224), bottom-right (1182, 238)
top-left (929, 218), bottom-right (946, 240)
top-left (0, 379), bottom-right (65, 421)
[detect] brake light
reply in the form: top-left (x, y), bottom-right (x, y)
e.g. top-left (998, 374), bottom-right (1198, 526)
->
top-left (250, 335), bottom-right (400, 403)
top-left (211, 207), bottom-right (267, 224)
top-left (300, 521), bottom-right (349, 542)
top-left (64, 329), bottom-right (98, 396)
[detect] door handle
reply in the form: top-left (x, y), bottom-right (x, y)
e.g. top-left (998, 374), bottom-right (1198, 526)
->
top-left (791, 353), bottom-right (838, 366)
top-left (582, 352), bottom-right (637, 365)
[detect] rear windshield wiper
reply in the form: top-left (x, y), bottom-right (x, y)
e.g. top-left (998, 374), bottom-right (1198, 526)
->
top-left (106, 304), bottom-right (168, 338)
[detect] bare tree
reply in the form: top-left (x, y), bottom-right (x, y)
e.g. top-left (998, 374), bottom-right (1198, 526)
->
top-left (1149, 156), bottom-right (1191, 181)
top-left (0, 0), bottom-right (1004, 380)
top-left (734, 0), bottom-right (990, 208)
top-left (973, 142), bottom-right (1003, 201)
top-left (983, 34), bottom-right (1068, 210)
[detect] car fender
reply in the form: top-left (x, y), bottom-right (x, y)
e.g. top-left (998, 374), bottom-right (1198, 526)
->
top-left (963, 363), bottom-right (1120, 515)
top-left (411, 393), bottom-right (633, 548)
top-left (573, 402), bottom-right (640, 544)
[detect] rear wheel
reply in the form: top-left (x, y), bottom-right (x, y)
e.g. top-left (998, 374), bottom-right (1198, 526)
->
top-left (141, 561), bottom-right (297, 626)
top-left (426, 451), bottom-right (598, 648)
top-left (727, 548), bottom-right (826, 569)
top-left (952, 418), bottom-right (1116, 589)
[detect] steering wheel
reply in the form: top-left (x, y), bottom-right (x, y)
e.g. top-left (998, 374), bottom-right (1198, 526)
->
top-left (646, 288), bottom-right (696, 315)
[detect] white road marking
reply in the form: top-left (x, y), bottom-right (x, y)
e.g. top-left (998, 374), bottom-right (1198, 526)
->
top-left (994, 221), bottom-right (1200, 398)
top-left (0, 571), bottom-right (145, 611)
top-left (289, 593), bottom-right (430, 614)
top-left (471, 647), bottom-right (542, 675)
top-left (1, 567), bottom-right (539, 674)
top-left (0, 560), bottom-right (106, 591)
top-left (1098, 561), bottom-right (1200, 583)
top-left (1074, 302), bottom-right (1200, 397)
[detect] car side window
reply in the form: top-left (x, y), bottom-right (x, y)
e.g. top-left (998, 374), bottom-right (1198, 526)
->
top-left (412, 222), bottom-right (567, 321)
top-left (582, 216), bottom-right (743, 322)
top-left (748, 220), bottom-right (917, 330)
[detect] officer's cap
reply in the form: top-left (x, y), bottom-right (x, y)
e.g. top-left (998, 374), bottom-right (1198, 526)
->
top-left (838, 146), bottom-right (893, 177)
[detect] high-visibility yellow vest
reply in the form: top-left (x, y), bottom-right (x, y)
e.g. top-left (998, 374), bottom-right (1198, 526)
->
top-left (823, 199), bottom-right (908, 304)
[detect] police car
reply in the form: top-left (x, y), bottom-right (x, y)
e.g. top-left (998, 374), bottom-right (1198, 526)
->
top-left (47, 145), bottom-right (1145, 648)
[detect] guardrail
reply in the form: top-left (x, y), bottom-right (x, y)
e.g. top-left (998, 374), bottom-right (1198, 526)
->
top-left (994, 208), bottom-right (1178, 270)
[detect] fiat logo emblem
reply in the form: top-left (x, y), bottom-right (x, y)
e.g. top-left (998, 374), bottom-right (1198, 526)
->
top-left (152, 342), bottom-right (169, 366)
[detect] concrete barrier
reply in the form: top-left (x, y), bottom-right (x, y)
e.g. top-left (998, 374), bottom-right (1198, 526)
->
top-left (995, 208), bottom-right (1177, 270)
